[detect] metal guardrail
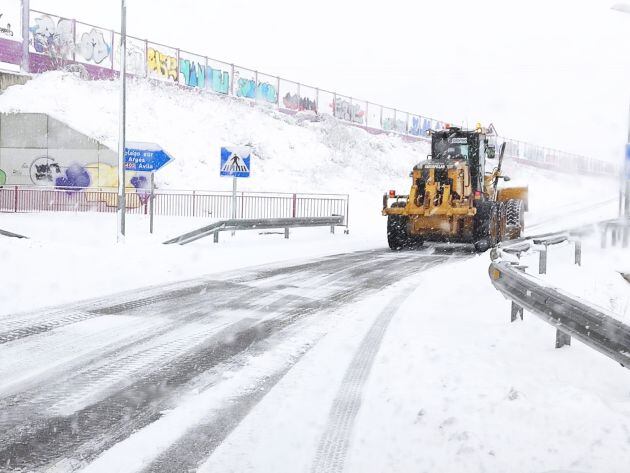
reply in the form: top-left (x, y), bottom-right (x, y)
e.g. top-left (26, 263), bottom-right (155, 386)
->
top-left (0, 228), bottom-right (28, 239)
top-left (600, 218), bottom-right (630, 248)
top-left (489, 233), bottom-right (630, 368)
top-left (164, 216), bottom-right (346, 245)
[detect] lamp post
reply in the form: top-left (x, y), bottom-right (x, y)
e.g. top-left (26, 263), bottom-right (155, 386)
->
top-left (611, 3), bottom-right (630, 217)
top-left (117, 0), bottom-right (127, 241)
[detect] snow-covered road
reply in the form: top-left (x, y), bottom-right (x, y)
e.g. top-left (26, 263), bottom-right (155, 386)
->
top-left (3, 245), bottom-right (629, 473)
top-left (0, 248), bottom-right (458, 472)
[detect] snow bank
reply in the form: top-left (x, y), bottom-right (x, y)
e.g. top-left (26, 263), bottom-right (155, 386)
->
top-left (521, 237), bottom-right (630, 323)
top-left (0, 72), bottom-right (424, 197)
top-left (347, 256), bottom-right (630, 473)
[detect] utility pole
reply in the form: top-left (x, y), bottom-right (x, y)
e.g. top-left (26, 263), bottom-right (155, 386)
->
top-left (611, 4), bottom-right (630, 217)
top-left (625, 103), bottom-right (630, 216)
top-left (21, 0), bottom-right (30, 73)
top-left (117, 0), bottom-right (127, 241)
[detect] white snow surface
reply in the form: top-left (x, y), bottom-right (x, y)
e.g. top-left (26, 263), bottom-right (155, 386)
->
top-left (74, 257), bottom-right (630, 473)
top-left (0, 72), bottom-right (620, 315)
top-left (0, 72), bottom-right (628, 473)
top-left (522, 237), bottom-right (630, 323)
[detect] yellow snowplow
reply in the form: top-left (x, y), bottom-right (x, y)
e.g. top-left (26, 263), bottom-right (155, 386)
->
top-left (383, 125), bottom-right (528, 251)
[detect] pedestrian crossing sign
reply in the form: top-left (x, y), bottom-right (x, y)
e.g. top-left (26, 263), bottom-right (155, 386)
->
top-left (220, 147), bottom-right (251, 178)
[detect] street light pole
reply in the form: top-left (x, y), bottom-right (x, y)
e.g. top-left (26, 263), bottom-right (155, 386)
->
top-left (117, 0), bottom-right (127, 241)
top-left (612, 3), bottom-right (630, 217)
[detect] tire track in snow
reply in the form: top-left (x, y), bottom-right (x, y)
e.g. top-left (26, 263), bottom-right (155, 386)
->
top-left (136, 258), bottom-right (448, 473)
top-left (311, 284), bottom-right (417, 473)
top-left (0, 250), bottom-right (451, 471)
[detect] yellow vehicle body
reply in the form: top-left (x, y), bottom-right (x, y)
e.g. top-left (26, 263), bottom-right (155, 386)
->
top-left (383, 164), bottom-right (478, 241)
top-left (383, 126), bottom-right (528, 250)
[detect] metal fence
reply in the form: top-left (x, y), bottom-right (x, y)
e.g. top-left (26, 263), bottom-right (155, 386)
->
top-left (0, 186), bottom-right (349, 222)
top-left (0, 3), bottom-right (615, 177)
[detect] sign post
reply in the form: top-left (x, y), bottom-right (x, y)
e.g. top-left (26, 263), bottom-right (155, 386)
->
top-left (124, 142), bottom-right (174, 234)
top-left (117, 0), bottom-right (127, 242)
top-left (220, 146), bottom-right (252, 235)
top-left (149, 172), bottom-right (155, 234)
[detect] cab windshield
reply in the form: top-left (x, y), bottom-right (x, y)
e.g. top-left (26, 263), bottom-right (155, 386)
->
top-left (433, 137), bottom-right (469, 160)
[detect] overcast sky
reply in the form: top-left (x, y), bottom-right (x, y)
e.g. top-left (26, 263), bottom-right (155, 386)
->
top-left (30, 0), bottom-right (630, 164)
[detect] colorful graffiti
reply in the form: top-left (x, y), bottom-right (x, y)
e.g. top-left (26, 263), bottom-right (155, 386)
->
top-left (55, 162), bottom-right (91, 190)
top-left (0, 13), bottom-right (14, 38)
top-left (77, 28), bottom-right (110, 64)
top-left (408, 117), bottom-right (447, 136)
top-left (115, 42), bottom-right (146, 76)
top-left (283, 93), bottom-right (317, 113)
top-left (382, 118), bottom-right (408, 133)
top-left (0, 168), bottom-right (6, 186)
top-left (208, 67), bottom-right (230, 94)
top-left (147, 47), bottom-right (178, 81)
top-left (30, 15), bottom-right (74, 60)
top-left (234, 72), bottom-right (277, 103)
top-left (30, 157), bottom-right (62, 185)
top-left (26, 157), bottom-right (149, 197)
top-left (178, 60), bottom-right (231, 94)
top-left (333, 99), bottom-right (364, 124)
top-left (179, 59), bottom-right (205, 88)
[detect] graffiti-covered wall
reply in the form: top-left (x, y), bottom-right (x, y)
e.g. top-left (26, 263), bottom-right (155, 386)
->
top-left (0, 0), bottom-right (22, 66)
top-left (0, 113), bottom-right (149, 194)
top-left (0, 3), bottom-right (618, 177)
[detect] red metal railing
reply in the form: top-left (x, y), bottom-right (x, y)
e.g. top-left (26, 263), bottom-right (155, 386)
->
top-left (0, 186), bottom-right (350, 222)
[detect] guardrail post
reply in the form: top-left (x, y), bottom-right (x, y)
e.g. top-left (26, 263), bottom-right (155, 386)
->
top-left (284, 228), bottom-right (289, 239)
top-left (511, 302), bottom-right (523, 322)
top-left (555, 329), bottom-right (571, 348)
top-left (538, 246), bottom-right (547, 274)
top-left (601, 225), bottom-right (608, 248)
top-left (330, 225), bottom-right (335, 234)
top-left (574, 240), bottom-right (581, 266)
top-left (623, 225), bottom-right (629, 249)
top-left (213, 231), bottom-right (219, 243)
top-left (292, 193), bottom-right (297, 218)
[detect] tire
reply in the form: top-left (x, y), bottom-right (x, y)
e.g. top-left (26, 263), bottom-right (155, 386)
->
top-left (387, 201), bottom-right (423, 250)
top-left (505, 199), bottom-right (525, 239)
top-left (387, 215), bottom-right (408, 250)
top-left (473, 201), bottom-right (500, 252)
top-left (498, 202), bottom-right (508, 243)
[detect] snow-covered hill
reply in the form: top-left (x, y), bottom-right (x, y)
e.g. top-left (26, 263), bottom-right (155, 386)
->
top-left (0, 71), bottom-right (620, 230)
top-left (0, 72), bottom-right (426, 196)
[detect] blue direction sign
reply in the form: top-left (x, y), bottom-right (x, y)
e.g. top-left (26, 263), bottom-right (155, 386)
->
top-left (124, 142), bottom-right (174, 172)
top-left (220, 146), bottom-right (251, 178)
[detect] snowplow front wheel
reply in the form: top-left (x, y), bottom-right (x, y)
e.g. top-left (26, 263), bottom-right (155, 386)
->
top-left (387, 215), bottom-right (408, 250)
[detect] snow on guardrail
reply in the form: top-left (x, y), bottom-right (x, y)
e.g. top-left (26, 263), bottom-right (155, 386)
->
top-left (488, 224), bottom-right (630, 369)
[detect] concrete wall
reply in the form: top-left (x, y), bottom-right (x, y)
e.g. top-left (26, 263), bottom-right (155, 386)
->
top-left (0, 71), bottom-right (30, 92)
top-left (0, 112), bottom-right (118, 187)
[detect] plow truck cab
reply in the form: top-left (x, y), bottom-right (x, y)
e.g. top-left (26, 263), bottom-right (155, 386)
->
top-left (382, 125), bottom-right (528, 251)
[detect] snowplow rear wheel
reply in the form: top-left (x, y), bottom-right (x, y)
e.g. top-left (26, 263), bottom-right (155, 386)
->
top-left (473, 202), bottom-right (500, 252)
